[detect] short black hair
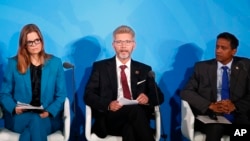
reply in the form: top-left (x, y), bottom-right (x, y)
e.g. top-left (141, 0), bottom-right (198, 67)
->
top-left (217, 32), bottom-right (239, 49)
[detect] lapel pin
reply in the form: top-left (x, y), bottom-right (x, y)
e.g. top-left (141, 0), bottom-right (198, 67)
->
top-left (236, 66), bottom-right (239, 70)
top-left (135, 70), bottom-right (139, 74)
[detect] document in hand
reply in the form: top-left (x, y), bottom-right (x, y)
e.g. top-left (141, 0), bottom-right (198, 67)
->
top-left (196, 115), bottom-right (232, 124)
top-left (17, 101), bottom-right (44, 110)
top-left (118, 97), bottom-right (138, 105)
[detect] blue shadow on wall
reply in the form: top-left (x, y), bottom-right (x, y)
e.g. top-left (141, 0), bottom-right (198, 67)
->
top-left (0, 42), bottom-right (6, 127)
top-left (159, 43), bottom-right (203, 141)
top-left (66, 36), bottom-right (101, 141)
top-left (0, 40), bottom-right (7, 101)
top-left (0, 54), bottom-right (4, 90)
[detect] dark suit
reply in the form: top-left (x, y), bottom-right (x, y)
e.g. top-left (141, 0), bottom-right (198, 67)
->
top-left (84, 56), bottom-right (164, 140)
top-left (180, 56), bottom-right (250, 140)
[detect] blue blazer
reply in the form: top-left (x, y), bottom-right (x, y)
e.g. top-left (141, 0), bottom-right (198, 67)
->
top-left (0, 55), bottom-right (67, 118)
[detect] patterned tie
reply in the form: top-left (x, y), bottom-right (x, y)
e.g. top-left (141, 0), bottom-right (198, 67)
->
top-left (120, 65), bottom-right (131, 99)
top-left (221, 66), bottom-right (234, 122)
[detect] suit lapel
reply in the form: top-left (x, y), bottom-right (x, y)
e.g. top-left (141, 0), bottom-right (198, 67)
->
top-left (230, 59), bottom-right (241, 94)
top-left (23, 68), bottom-right (32, 97)
top-left (130, 60), bottom-right (139, 99)
top-left (106, 57), bottom-right (118, 97)
top-left (41, 61), bottom-right (50, 98)
top-left (208, 60), bottom-right (218, 101)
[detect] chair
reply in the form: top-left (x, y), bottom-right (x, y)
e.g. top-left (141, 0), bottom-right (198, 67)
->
top-left (0, 97), bottom-right (70, 141)
top-left (85, 105), bottom-right (161, 141)
top-left (181, 100), bottom-right (230, 141)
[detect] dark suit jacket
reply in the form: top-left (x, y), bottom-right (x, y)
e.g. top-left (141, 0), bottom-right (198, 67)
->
top-left (180, 56), bottom-right (250, 123)
top-left (84, 56), bottom-right (164, 136)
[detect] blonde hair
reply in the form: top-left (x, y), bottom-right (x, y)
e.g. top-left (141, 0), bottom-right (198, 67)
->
top-left (17, 24), bottom-right (50, 74)
top-left (113, 25), bottom-right (135, 38)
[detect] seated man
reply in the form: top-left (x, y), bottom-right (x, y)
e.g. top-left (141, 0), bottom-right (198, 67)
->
top-left (84, 25), bottom-right (164, 141)
top-left (181, 32), bottom-right (250, 141)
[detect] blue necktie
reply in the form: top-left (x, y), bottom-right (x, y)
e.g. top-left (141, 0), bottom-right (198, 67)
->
top-left (221, 66), bottom-right (234, 122)
top-left (221, 66), bottom-right (229, 99)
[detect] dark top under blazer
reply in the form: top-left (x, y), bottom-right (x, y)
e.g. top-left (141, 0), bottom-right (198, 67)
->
top-left (181, 56), bottom-right (250, 123)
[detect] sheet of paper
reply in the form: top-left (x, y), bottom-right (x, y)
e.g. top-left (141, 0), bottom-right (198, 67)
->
top-left (17, 101), bottom-right (44, 110)
top-left (196, 115), bottom-right (232, 124)
top-left (118, 97), bottom-right (138, 105)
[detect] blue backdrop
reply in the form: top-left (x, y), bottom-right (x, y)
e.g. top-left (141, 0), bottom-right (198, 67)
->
top-left (1, 1), bottom-right (250, 141)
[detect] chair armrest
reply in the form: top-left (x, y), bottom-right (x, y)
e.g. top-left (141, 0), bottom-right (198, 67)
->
top-left (181, 100), bottom-right (195, 140)
top-left (85, 105), bottom-right (92, 141)
top-left (63, 97), bottom-right (70, 141)
top-left (154, 106), bottom-right (161, 141)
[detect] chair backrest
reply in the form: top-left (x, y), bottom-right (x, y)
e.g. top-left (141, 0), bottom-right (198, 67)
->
top-left (181, 100), bottom-right (230, 141)
top-left (85, 105), bottom-right (93, 141)
top-left (154, 106), bottom-right (161, 141)
top-left (62, 97), bottom-right (70, 141)
top-left (181, 100), bottom-right (195, 140)
top-left (85, 105), bottom-right (161, 141)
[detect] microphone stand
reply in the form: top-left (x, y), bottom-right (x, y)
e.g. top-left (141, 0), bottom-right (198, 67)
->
top-left (71, 67), bottom-right (79, 140)
top-left (72, 67), bottom-right (76, 118)
top-left (149, 71), bottom-right (167, 141)
top-left (63, 62), bottom-right (78, 140)
top-left (153, 82), bottom-right (167, 141)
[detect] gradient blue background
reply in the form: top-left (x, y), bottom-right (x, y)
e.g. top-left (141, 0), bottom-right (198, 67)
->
top-left (0, 1), bottom-right (250, 141)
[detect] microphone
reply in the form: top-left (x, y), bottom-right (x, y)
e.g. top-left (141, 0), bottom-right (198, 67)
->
top-left (207, 109), bottom-right (218, 120)
top-left (148, 70), bottom-right (167, 140)
top-left (148, 70), bottom-right (155, 79)
top-left (209, 113), bottom-right (218, 120)
top-left (63, 62), bottom-right (74, 69)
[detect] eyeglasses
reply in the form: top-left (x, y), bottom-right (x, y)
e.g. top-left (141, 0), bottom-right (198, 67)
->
top-left (114, 40), bottom-right (134, 46)
top-left (26, 38), bottom-right (41, 47)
